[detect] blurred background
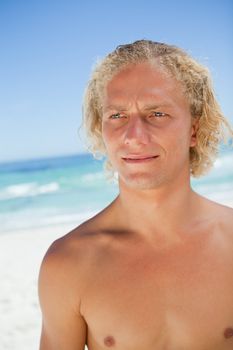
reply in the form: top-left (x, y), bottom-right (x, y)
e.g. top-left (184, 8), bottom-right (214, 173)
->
top-left (0, 1), bottom-right (232, 349)
top-left (0, 0), bottom-right (232, 234)
top-left (1, 0), bottom-right (233, 162)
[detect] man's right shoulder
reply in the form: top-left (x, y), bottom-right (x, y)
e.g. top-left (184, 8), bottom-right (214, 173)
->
top-left (41, 215), bottom-right (110, 277)
top-left (39, 216), bottom-right (108, 310)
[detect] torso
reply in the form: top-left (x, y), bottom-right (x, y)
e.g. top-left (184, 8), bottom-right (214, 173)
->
top-left (65, 201), bottom-right (233, 349)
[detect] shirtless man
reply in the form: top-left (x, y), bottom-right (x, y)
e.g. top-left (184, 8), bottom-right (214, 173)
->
top-left (39, 40), bottom-right (233, 349)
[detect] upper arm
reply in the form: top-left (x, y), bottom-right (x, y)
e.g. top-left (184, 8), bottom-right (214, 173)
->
top-left (38, 240), bottom-right (87, 350)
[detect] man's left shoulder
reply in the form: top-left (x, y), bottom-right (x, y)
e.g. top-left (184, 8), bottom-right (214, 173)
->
top-left (214, 201), bottom-right (233, 225)
top-left (210, 201), bottom-right (233, 249)
top-left (200, 197), bottom-right (233, 239)
top-left (202, 195), bottom-right (232, 220)
top-left (209, 200), bottom-right (233, 230)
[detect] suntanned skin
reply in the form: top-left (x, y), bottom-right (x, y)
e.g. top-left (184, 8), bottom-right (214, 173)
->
top-left (39, 62), bottom-right (233, 349)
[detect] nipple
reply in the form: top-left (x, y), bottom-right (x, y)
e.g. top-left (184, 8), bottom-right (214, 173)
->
top-left (104, 335), bottom-right (115, 347)
top-left (224, 327), bottom-right (233, 339)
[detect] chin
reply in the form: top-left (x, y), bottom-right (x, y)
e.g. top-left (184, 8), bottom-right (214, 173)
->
top-left (119, 172), bottom-right (168, 190)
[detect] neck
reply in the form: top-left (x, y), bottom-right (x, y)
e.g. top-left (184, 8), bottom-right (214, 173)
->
top-left (114, 176), bottom-right (200, 243)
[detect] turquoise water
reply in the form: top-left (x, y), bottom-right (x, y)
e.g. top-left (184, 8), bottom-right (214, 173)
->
top-left (0, 151), bottom-right (232, 234)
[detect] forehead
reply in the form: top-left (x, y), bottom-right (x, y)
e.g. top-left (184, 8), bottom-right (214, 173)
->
top-left (103, 62), bottom-right (187, 108)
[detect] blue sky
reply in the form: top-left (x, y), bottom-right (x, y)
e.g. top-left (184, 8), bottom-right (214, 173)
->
top-left (0, 0), bottom-right (232, 163)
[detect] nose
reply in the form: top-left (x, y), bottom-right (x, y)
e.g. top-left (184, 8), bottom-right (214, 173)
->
top-left (124, 115), bottom-right (150, 146)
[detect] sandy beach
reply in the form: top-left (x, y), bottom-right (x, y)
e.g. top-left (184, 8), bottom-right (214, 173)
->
top-left (0, 223), bottom-right (81, 350)
top-left (1, 199), bottom-right (233, 350)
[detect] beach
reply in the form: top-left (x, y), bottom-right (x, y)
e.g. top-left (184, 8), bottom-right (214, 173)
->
top-left (0, 223), bottom-right (76, 350)
top-left (0, 154), bottom-right (113, 350)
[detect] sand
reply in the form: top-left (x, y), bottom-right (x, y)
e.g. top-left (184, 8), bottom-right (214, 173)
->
top-left (0, 223), bottom-right (80, 350)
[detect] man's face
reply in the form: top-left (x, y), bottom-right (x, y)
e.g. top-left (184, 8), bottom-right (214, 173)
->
top-left (101, 62), bottom-right (197, 190)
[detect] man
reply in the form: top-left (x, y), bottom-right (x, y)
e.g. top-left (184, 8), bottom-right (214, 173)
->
top-left (39, 40), bottom-right (233, 349)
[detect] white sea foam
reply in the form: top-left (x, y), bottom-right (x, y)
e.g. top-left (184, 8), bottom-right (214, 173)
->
top-left (193, 179), bottom-right (233, 208)
top-left (0, 210), bottom-right (98, 234)
top-left (0, 182), bottom-right (59, 201)
top-left (81, 172), bottom-right (104, 183)
top-left (214, 152), bottom-right (233, 170)
top-left (34, 211), bottom-right (98, 227)
top-left (208, 153), bottom-right (233, 180)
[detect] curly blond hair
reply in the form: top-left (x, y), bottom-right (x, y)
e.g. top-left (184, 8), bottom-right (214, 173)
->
top-left (83, 40), bottom-right (232, 177)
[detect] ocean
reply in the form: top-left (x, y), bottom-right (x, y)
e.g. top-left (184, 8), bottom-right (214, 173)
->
top-left (0, 151), bottom-right (232, 235)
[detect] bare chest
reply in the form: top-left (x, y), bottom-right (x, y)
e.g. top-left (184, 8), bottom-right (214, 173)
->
top-left (81, 239), bottom-right (233, 350)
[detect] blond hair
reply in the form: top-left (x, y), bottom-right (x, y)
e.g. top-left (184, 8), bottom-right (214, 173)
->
top-left (83, 40), bottom-right (232, 177)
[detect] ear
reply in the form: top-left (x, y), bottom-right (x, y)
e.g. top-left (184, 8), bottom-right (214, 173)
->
top-left (190, 118), bottom-right (199, 147)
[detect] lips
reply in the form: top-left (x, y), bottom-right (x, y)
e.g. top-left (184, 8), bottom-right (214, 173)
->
top-left (122, 155), bottom-right (159, 163)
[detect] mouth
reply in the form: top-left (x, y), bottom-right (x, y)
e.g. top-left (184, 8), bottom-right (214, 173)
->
top-left (122, 155), bottom-right (159, 163)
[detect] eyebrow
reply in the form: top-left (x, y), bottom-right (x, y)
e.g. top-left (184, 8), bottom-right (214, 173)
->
top-left (143, 103), bottom-right (172, 110)
top-left (103, 103), bottom-right (172, 112)
top-left (103, 105), bottom-right (127, 112)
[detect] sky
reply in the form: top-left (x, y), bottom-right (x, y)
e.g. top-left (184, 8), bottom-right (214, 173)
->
top-left (0, 0), bottom-right (232, 163)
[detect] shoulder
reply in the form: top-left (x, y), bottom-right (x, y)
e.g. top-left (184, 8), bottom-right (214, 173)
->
top-left (38, 217), bottom-right (110, 322)
top-left (199, 194), bottom-right (233, 225)
top-left (38, 228), bottom-right (86, 308)
top-left (209, 200), bottom-right (233, 227)
top-left (215, 203), bottom-right (233, 245)
top-left (39, 214), bottom-right (115, 292)
top-left (204, 198), bottom-right (233, 233)
top-left (196, 195), bottom-right (233, 244)
top-left (38, 225), bottom-right (99, 348)
top-left (204, 200), bottom-right (233, 253)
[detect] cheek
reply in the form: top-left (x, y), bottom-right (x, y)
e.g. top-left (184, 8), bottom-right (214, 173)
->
top-left (101, 123), bottom-right (116, 153)
top-left (164, 122), bottom-right (193, 155)
top-left (101, 122), bottom-right (110, 144)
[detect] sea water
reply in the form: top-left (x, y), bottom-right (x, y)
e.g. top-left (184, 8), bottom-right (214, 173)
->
top-left (0, 151), bottom-right (232, 234)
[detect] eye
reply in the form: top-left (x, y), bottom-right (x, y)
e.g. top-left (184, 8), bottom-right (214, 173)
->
top-left (109, 113), bottom-right (126, 119)
top-left (151, 111), bottom-right (167, 118)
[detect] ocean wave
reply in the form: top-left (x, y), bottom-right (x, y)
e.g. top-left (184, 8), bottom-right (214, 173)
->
top-left (0, 182), bottom-right (60, 201)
